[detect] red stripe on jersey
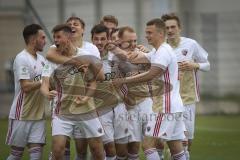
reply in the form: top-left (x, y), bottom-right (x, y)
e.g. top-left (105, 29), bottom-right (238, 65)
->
top-left (195, 70), bottom-right (200, 101)
top-left (15, 90), bottom-right (24, 120)
top-left (6, 119), bottom-right (14, 144)
top-left (164, 69), bottom-right (171, 113)
top-left (120, 84), bottom-right (128, 97)
top-left (153, 113), bottom-right (163, 137)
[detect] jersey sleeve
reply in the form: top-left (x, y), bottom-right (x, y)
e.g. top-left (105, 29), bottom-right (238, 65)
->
top-left (192, 41), bottom-right (210, 71)
top-left (15, 56), bottom-right (30, 80)
top-left (87, 44), bottom-right (101, 59)
top-left (150, 47), bottom-right (171, 70)
top-left (42, 60), bottom-right (54, 77)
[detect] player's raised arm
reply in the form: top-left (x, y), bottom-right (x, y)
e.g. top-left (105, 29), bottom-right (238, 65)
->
top-left (46, 46), bottom-right (71, 64)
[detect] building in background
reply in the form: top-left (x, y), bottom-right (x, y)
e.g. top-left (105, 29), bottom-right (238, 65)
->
top-left (0, 0), bottom-right (240, 96)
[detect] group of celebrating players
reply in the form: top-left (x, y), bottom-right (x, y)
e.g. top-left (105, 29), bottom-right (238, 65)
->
top-left (6, 13), bottom-right (210, 160)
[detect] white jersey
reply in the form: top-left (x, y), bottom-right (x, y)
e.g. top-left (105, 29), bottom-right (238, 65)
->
top-left (146, 42), bottom-right (184, 113)
top-left (9, 50), bottom-right (46, 120)
top-left (174, 37), bottom-right (209, 104)
top-left (81, 41), bottom-right (101, 59)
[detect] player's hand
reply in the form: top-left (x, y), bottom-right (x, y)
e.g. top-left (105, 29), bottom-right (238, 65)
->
top-left (74, 95), bottom-right (89, 105)
top-left (48, 90), bottom-right (58, 100)
top-left (126, 51), bottom-right (138, 60)
top-left (105, 41), bottom-right (117, 51)
top-left (178, 61), bottom-right (199, 71)
top-left (137, 45), bottom-right (150, 53)
top-left (77, 64), bottom-right (89, 73)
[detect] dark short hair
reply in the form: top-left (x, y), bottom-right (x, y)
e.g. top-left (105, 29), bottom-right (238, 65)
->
top-left (52, 24), bottom-right (72, 34)
top-left (100, 15), bottom-right (118, 26)
top-left (161, 13), bottom-right (181, 28)
top-left (118, 26), bottom-right (135, 39)
top-left (91, 24), bottom-right (109, 40)
top-left (66, 16), bottom-right (85, 29)
top-left (146, 18), bottom-right (166, 34)
top-left (23, 24), bottom-right (43, 44)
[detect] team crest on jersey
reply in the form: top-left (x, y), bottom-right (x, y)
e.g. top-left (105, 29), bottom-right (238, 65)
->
top-left (182, 49), bottom-right (188, 56)
top-left (41, 61), bottom-right (45, 66)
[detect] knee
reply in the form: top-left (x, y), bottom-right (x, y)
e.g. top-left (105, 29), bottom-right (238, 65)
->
top-left (52, 145), bottom-right (65, 159)
top-left (105, 143), bottom-right (116, 156)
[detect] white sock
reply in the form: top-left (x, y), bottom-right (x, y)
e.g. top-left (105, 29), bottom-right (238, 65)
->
top-left (106, 156), bottom-right (117, 160)
top-left (144, 148), bottom-right (160, 160)
top-left (28, 146), bottom-right (42, 160)
top-left (64, 148), bottom-right (70, 160)
top-left (128, 153), bottom-right (139, 160)
top-left (7, 149), bottom-right (24, 160)
top-left (172, 151), bottom-right (186, 160)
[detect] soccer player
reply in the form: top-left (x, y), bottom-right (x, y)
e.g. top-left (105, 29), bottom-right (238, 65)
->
top-left (91, 23), bottom-right (130, 160)
top-left (110, 18), bottom-right (187, 160)
top-left (6, 24), bottom-right (46, 160)
top-left (107, 26), bottom-right (154, 160)
top-left (161, 13), bottom-right (210, 160)
top-left (41, 24), bottom-right (105, 160)
top-left (46, 16), bottom-right (102, 160)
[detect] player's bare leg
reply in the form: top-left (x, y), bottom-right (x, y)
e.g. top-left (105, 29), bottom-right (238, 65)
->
top-left (104, 142), bottom-right (116, 160)
top-left (167, 140), bottom-right (186, 160)
top-left (115, 142), bottom-right (128, 160)
top-left (88, 137), bottom-right (105, 160)
top-left (52, 135), bottom-right (68, 160)
top-left (75, 138), bottom-right (88, 160)
top-left (142, 136), bottom-right (160, 160)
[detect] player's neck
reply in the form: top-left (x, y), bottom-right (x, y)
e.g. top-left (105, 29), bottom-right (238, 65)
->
top-left (26, 46), bottom-right (37, 59)
top-left (168, 37), bottom-right (180, 48)
top-left (72, 37), bottom-right (83, 48)
top-left (154, 39), bottom-right (165, 50)
top-left (68, 44), bottom-right (78, 57)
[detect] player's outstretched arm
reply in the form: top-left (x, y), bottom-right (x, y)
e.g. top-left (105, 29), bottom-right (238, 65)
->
top-left (114, 66), bottom-right (164, 86)
top-left (106, 43), bottom-right (149, 64)
top-left (46, 47), bottom-right (71, 64)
